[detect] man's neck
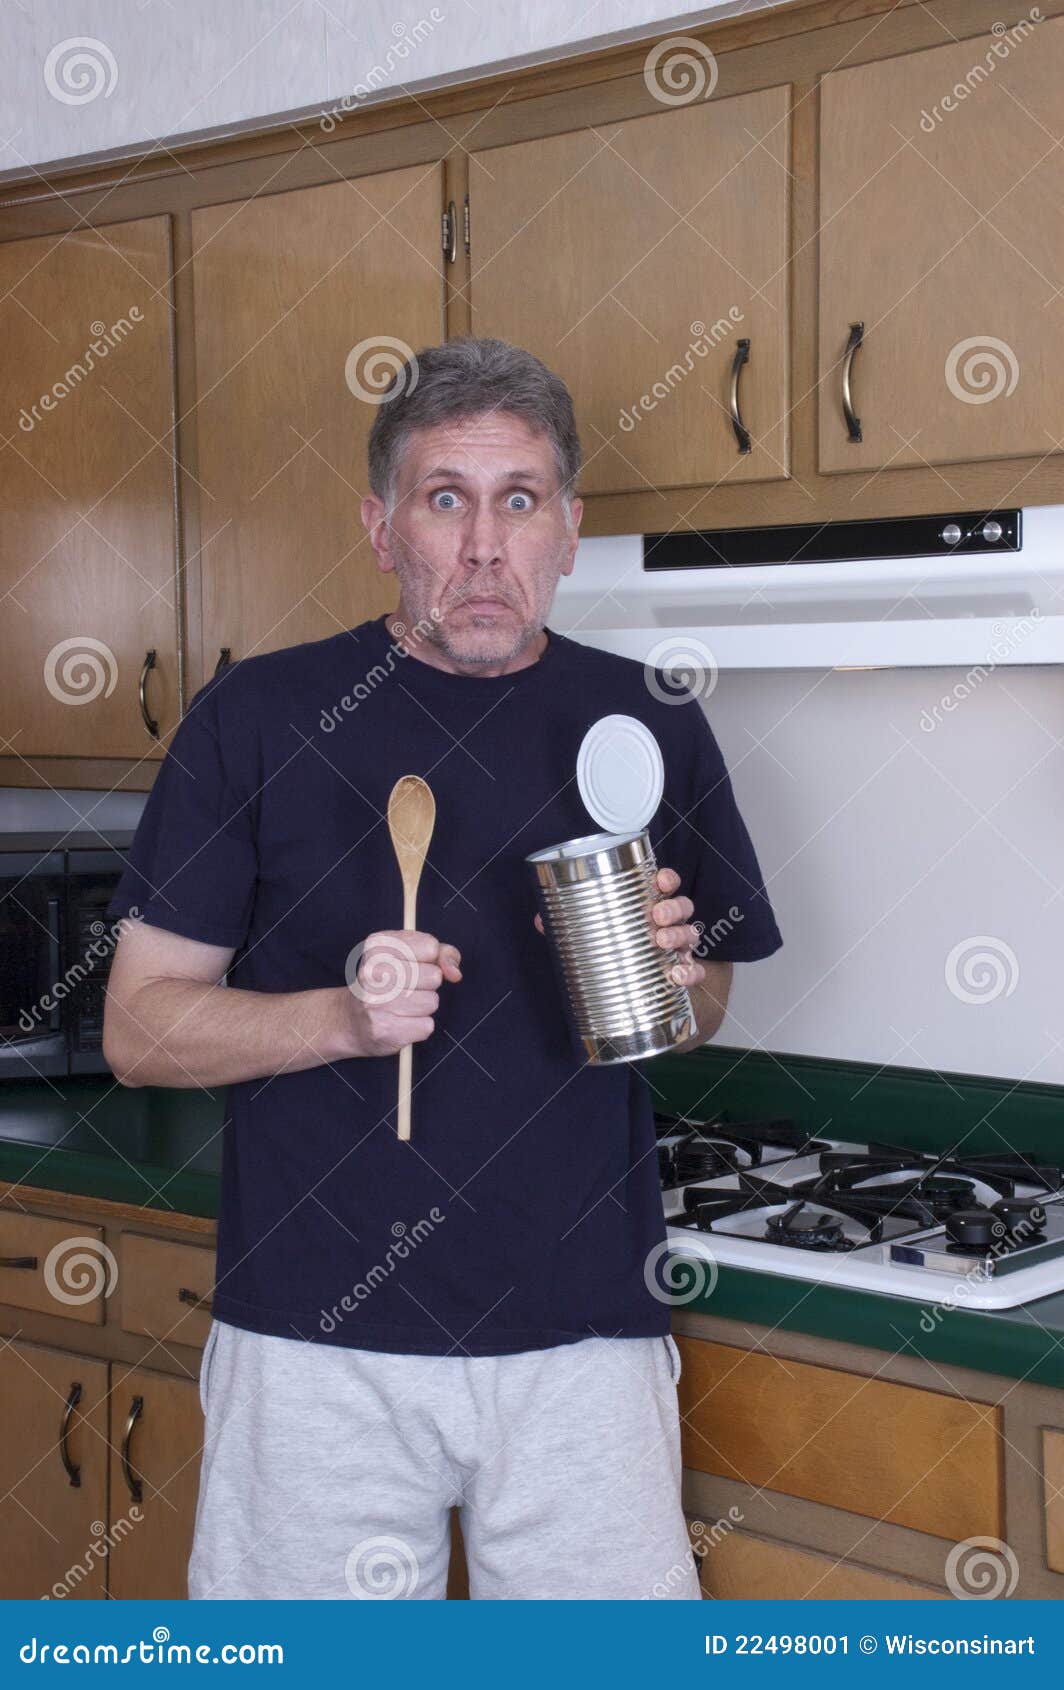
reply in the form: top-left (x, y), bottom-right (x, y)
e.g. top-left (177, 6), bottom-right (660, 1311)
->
top-left (386, 606), bottom-right (548, 678)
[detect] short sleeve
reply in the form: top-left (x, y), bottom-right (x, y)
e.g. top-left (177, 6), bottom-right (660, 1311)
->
top-left (106, 680), bottom-right (258, 949)
top-left (662, 702), bottom-right (783, 964)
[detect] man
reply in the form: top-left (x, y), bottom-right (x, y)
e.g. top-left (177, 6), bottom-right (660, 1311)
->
top-left (103, 336), bottom-right (782, 1601)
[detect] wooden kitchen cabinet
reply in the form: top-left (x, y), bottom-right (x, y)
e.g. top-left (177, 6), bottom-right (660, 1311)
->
top-left (676, 1335), bottom-right (1003, 1543)
top-left (468, 86), bottom-right (791, 497)
top-left (818, 15), bottom-right (1064, 475)
top-left (0, 1340), bottom-right (109, 1598)
top-left (188, 164), bottom-right (445, 683)
top-left (0, 216), bottom-right (180, 758)
top-left (106, 1364), bottom-right (204, 1600)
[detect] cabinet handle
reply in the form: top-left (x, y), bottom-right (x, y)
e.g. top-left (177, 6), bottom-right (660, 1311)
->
top-left (842, 321), bottom-right (864, 443)
top-left (138, 650), bottom-right (159, 739)
top-left (0, 1255), bottom-right (38, 1269)
top-left (729, 338), bottom-right (752, 454)
top-left (59, 1382), bottom-right (82, 1488)
top-left (120, 1394), bottom-right (144, 1503)
top-left (178, 1286), bottom-right (214, 1314)
top-left (213, 647), bottom-right (232, 678)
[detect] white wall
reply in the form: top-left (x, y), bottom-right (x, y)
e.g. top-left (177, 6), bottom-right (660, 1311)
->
top-left (0, 0), bottom-right (782, 180)
top-left (689, 660), bottom-right (1063, 1087)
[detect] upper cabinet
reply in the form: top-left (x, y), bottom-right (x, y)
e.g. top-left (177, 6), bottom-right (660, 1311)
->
top-left (189, 163), bottom-right (446, 679)
top-left (0, 216), bottom-right (179, 759)
top-left (468, 87), bottom-right (792, 496)
top-left (819, 16), bottom-right (1064, 474)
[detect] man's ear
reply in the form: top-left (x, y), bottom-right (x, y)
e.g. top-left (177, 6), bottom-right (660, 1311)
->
top-left (560, 496), bottom-right (583, 576)
top-left (362, 496), bottom-right (395, 574)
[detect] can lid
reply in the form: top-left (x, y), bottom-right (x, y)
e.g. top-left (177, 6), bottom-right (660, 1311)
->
top-left (576, 714), bottom-right (664, 835)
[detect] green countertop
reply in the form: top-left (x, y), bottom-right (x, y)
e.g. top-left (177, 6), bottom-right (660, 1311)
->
top-left (2, 1045), bottom-right (1064, 1387)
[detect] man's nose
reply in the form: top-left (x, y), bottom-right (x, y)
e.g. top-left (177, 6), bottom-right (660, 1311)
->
top-left (461, 504), bottom-right (506, 570)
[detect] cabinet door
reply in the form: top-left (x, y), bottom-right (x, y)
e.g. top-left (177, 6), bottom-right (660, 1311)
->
top-left (0, 1340), bottom-right (108, 1598)
top-left (0, 216), bottom-right (179, 756)
top-left (190, 164), bottom-right (445, 676)
top-left (469, 87), bottom-right (791, 496)
top-left (107, 1365), bottom-right (204, 1599)
top-left (819, 16), bottom-right (1064, 473)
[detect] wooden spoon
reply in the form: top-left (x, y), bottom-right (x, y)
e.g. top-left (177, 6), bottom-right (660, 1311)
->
top-left (386, 775), bottom-right (436, 1142)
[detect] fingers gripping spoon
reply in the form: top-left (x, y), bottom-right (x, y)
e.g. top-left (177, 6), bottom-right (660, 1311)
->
top-left (386, 776), bottom-right (436, 1142)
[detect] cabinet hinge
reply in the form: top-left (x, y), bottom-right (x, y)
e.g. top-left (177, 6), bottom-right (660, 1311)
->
top-left (442, 201), bottom-right (457, 263)
top-left (463, 193), bottom-right (470, 256)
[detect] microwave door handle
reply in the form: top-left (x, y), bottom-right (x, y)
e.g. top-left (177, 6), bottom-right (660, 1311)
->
top-left (46, 896), bottom-right (62, 1031)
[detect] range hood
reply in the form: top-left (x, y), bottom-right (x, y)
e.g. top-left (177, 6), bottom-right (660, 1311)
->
top-left (553, 506), bottom-right (1064, 669)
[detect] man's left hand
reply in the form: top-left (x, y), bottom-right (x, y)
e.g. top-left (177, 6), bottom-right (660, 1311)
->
top-left (651, 867), bottom-right (704, 987)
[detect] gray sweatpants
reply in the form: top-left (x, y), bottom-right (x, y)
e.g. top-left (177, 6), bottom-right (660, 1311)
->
top-left (189, 1322), bottom-right (701, 1600)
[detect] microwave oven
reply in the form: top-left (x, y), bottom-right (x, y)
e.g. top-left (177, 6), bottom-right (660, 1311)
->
top-left (0, 831), bottom-right (132, 1080)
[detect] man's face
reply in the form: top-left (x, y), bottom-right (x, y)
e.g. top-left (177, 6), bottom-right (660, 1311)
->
top-left (363, 410), bottom-right (582, 669)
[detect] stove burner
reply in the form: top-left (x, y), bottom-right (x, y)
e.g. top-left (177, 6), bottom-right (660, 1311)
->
top-left (672, 1146), bottom-right (742, 1184)
top-left (765, 1205), bottom-right (849, 1252)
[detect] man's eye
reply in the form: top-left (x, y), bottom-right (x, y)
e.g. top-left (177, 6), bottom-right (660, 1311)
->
top-left (506, 492), bottom-right (534, 512)
top-left (432, 490), bottom-right (460, 510)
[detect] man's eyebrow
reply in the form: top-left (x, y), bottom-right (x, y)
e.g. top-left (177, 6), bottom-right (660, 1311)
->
top-left (420, 465), bottom-right (548, 482)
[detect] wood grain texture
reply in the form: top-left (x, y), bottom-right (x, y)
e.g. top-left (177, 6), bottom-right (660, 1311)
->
top-left (0, 1212), bottom-right (108, 1325)
top-left (819, 15), bottom-right (1064, 473)
top-left (119, 1233), bottom-right (216, 1351)
top-left (1043, 1427), bottom-right (1064, 1575)
top-left (107, 1365), bottom-right (203, 1599)
top-left (0, 1339), bottom-right (110, 1598)
top-left (189, 164), bottom-right (444, 666)
top-left (0, 216), bottom-right (179, 757)
top-left (676, 1335), bottom-right (1003, 1542)
top-left (470, 87), bottom-right (791, 495)
top-left (698, 1527), bottom-right (945, 1599)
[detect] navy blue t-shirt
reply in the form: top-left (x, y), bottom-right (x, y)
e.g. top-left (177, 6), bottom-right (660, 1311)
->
top-left (108, 615), bottom-right (782, 1355)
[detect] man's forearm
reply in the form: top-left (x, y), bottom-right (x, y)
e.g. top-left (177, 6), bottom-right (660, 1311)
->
top-left (673, 960), bottom-right (732, 1055)
top-left (107, 979), bottom-right (349, 1090)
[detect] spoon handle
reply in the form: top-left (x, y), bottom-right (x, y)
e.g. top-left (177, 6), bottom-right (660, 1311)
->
top-left (397, 1045), bottom-right (413, 1142)
top-left (397, 882), bottom-right (416, 1142)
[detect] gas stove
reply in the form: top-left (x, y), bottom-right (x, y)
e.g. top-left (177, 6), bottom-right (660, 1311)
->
top-left (656, 1111), bottom-right (1064, 1310)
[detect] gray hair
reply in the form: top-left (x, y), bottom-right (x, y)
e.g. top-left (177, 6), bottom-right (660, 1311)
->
top-left (367, 337), bottom-right (582, 515)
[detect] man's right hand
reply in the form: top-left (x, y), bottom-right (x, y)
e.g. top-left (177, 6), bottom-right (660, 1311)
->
top-left (335, 930), bottom-right (462, 1059)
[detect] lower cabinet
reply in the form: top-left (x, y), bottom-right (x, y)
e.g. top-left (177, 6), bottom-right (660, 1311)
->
top-left (107, 1366), bottom-right (205, 1600)
top-left (0, 1340), bottom-right (110, 1599)
top-left (697, 1531), bottom-right (944, 1601)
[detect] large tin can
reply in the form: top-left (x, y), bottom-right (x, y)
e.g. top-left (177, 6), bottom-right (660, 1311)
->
top-left (527, 826), bottom-right (697, 1065)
